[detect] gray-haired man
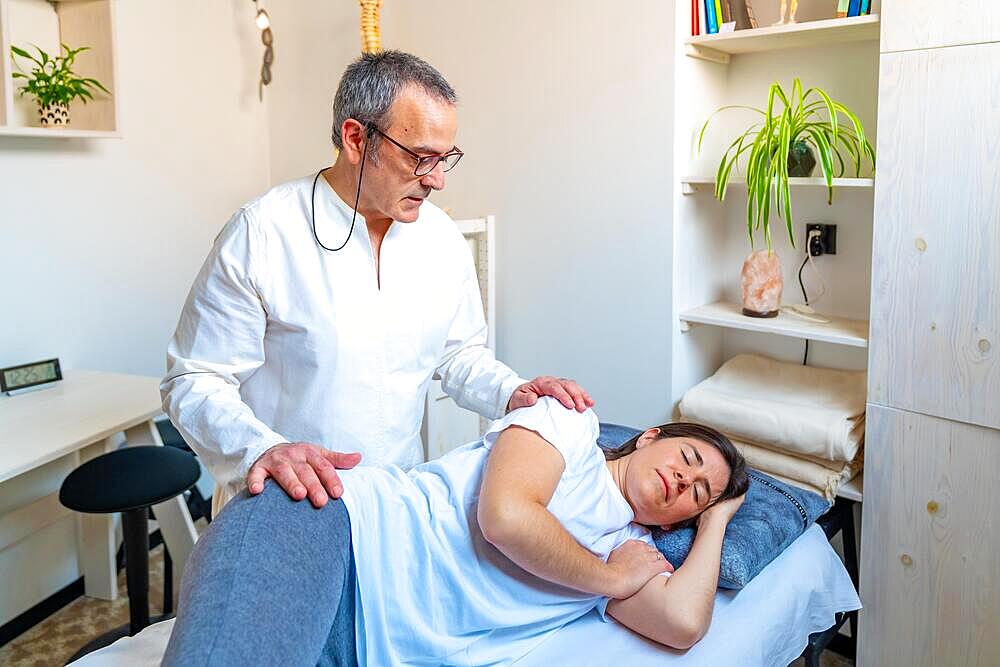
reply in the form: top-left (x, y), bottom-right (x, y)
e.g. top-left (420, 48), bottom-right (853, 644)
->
top-left (162, 51), bottom-right (593, 511)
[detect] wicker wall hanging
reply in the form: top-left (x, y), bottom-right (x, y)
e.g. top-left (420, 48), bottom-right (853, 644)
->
top-left (360, 0), bottom-right (383, 53)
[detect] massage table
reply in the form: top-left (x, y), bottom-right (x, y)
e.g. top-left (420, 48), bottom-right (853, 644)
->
top-left (70, 523), bottom-right (859, 666)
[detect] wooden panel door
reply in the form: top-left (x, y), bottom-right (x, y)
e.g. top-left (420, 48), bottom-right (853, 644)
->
top-left (880, 0), bottom-right (1000, 52)
top-left (859, 404), bottom-right (1000, 666)
top-left (868, 43), bottom-right (1000, 429)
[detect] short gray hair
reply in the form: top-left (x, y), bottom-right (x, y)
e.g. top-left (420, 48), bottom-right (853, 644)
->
top-left (331, 50), bottom-right (457, 151)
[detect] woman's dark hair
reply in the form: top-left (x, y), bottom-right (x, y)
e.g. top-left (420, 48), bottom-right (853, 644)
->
top-left (604, 422), bottom-right (749, 528)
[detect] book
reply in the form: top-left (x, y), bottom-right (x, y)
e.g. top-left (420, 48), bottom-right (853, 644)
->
top-left (859, 0), bottom-right (871, 14)
top-left (721, 0), bottom-right (733, 24)
top-left (705, 0), bottom-right (718, 34)
top-left (848, 0), bottom-right (861, 16)
top-left (836, 0), bottom-right (850, 17)
top-left (698, 0), bottom-right (707, 34)
top-left (714, 0), bottom-right (725, 28)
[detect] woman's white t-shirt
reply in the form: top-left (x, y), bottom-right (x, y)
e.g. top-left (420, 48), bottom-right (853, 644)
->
top-left (338, 397), bottom-right (655, 666)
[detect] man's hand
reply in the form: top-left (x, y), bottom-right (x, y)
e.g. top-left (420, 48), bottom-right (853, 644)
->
top-left (606, 539), bottom-right (674, 599)
top-left (507, 376), bottom-right (595, 413)
top-left (246, 443), bottom-right (362, 508)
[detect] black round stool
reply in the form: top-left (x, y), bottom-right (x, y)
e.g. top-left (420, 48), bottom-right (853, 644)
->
top-left (59, 445), bottom-right (200, 659)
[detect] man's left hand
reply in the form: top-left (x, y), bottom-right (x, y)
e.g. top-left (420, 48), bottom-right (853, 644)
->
top-left (507, 376), bottom-right (595, 413)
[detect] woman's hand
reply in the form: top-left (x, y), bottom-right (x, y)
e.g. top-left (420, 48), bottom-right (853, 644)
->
top-left (606, 539), bottom-right (673, 599)
top-left (697, 493), bottom-right (746, 528)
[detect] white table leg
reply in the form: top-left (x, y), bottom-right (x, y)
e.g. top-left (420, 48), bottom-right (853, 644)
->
top-left (123, 420), bottom-right (198, 602)
top-left (76, 437), bottom-right (118, 600)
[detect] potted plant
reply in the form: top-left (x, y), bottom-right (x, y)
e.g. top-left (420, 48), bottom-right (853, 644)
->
top-left (9, 43), bottom-right (110, 128)
top-left (698, 79), bottom-right (874, 317)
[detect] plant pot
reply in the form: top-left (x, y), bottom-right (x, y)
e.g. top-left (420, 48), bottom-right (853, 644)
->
top-left (787, 140), bottom-right (815, 177)
top-left (38, 102), bottom-right (70, 127)
top-left (740, 249), bottom-right (783, 318)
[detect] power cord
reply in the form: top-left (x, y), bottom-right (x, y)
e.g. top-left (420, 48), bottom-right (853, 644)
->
top-left (780, 228), bottom-right (829, 365)
top-left (798, 254), bottom-right (810, 365)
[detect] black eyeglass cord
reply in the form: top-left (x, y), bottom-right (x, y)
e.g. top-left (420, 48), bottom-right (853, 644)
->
top-left (310, 137), bottom-right (369, 252)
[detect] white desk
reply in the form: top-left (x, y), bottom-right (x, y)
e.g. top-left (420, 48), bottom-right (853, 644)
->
top-left (0, 370), bottom-right (198, 601)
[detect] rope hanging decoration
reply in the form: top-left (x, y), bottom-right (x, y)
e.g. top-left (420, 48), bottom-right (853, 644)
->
top-left (359, 0), bottom-right (383, 53)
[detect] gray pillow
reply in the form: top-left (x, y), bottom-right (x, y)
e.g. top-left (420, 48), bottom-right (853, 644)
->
top-left (597, 422), bottom-right (831, 589)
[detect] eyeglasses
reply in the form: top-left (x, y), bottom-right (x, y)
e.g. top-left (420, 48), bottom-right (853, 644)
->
top-left (368, 125), bottom-right (464, 177)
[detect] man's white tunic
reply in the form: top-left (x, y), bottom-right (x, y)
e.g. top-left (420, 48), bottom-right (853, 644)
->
top-left (162, 176), bottom-right (524, 507)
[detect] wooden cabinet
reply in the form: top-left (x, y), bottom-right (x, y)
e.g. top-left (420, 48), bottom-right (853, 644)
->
top-left (859, 404), bottom-right (1000, 666)
top-left (880, 0), bottom-right (1000, 52)
top-left (868, 43), bottom-right (1000, 430)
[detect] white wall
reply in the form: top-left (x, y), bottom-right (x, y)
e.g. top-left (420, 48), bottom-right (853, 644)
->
top-left (0, 0), bottom-right (271, 626)
top-left (0, 0), bottom-right (272, 378)
top-left (264, 1), bottom-right (677, 427)
top-left (386, 2), bottom-right (676, 427)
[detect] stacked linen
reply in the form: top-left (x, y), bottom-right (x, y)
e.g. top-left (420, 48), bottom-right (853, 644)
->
top-left (679, 354), bottom-right (866, 501)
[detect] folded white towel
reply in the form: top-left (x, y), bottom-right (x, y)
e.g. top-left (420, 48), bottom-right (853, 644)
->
top-left (729, 436), bottom-right (862, 502)
top-left (679, 354), bottom-right (866, 463)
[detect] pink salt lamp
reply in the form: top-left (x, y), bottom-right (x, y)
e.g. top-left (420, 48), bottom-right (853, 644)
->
top-left (740, 249), bottom-right (783, 317)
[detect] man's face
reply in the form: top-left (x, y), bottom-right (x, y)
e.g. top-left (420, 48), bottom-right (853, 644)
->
top-left (362, 85), bottom-right (458, 223)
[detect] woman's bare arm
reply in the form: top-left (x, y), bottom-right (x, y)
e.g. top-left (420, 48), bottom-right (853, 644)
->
top-left (477, 426), bottom-right (668, 599)
top-left (607, 496), bottom-right (744, 649)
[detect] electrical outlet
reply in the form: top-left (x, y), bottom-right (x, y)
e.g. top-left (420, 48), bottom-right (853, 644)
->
top-left (806, 223), bottom-right (837, 256)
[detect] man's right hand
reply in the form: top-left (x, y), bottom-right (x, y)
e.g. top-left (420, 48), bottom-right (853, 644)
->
top-left (246, 443), bottom-right (362, 508)
top-left (606, 539), bottom-right (673, 599)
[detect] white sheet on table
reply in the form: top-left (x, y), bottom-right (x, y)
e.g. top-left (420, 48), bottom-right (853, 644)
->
top-left (71, 525), bottom-right (859, 667)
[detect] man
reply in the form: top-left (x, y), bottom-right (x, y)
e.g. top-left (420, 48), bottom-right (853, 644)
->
top-left (162, 50), bottom-right (592, 512)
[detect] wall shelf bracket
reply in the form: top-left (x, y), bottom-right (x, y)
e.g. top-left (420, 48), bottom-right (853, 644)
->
top-left (684, 43), bottom-right (730, 65)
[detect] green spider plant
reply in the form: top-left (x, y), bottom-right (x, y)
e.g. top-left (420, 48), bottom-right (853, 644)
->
top-left (10, 43), bottom-right (110, 109)
top-left (698, 79), bottom-right (875, 251)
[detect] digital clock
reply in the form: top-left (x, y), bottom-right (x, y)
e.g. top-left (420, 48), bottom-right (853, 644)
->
top-left (1, 358), bottom-right (63, 394)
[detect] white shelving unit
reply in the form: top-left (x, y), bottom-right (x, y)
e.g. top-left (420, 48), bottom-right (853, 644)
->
top-left (0, 0), bottom-right (120, 137)
top-left (681, 175), bottom-right (874, 195)
top-left (671, 4), bottom-right (880, 504)
top-left (837, 476), bottom-right (863, 503)
top-left (685, 14), bottom-right (880, 63)
top-left (679, 301), bottom-right (869, 348)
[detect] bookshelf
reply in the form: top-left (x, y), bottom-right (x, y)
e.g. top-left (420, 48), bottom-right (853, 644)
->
top-left (0, 0), bottom-right (120, 138)
top-left (671, 3), bottom-right (879, 520)
top-left (680, 175), bottom-right (874, 195)
top-left (685, 14), bottom-right (880, 63)
top-left (678, 301), bottom-right (869, 347)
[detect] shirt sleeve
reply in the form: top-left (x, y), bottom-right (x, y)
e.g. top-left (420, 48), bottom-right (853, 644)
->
top-left (482, 397), bottom-right (600, 472)
top-left (433, 234), bottom-right (527, 419)
top-left (160, 209), bottom-right (288, 493)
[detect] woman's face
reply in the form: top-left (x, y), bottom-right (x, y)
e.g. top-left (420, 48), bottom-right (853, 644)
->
top-left (622, 430), bottom-right (732, 528)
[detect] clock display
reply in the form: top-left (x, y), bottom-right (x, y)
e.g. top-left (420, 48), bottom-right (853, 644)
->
top-left (1, 358), bottom-right (62, 392)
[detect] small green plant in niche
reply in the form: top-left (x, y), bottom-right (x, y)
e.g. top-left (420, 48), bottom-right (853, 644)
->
top-left (699, 78), bottom-right (875, 251)
top-left (10, 43), bottom-right (111, 127)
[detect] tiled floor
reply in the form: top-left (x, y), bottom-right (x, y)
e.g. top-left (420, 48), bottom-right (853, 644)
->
top-left (0, 542), bottom-right (171, 666)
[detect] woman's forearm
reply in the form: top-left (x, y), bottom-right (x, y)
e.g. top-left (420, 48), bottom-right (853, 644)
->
top-left (660, 515), bottom-right (728, 631)
top-left (479, 499), bottom-right (619, 598)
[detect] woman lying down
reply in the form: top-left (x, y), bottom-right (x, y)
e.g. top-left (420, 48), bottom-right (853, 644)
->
top-left (163, 397), bottom-right (749, 666)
